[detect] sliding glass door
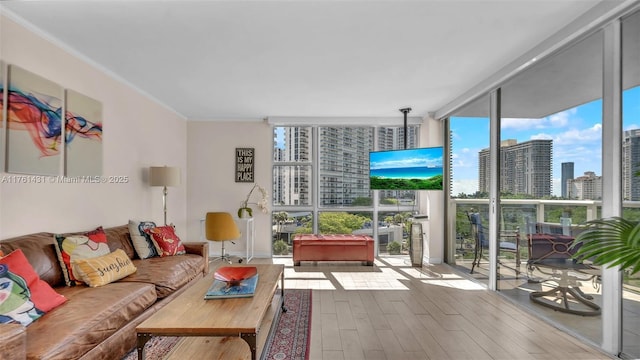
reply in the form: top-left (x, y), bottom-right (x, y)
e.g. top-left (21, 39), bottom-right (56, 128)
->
top-left (621, 9), bottom-right (640, 359)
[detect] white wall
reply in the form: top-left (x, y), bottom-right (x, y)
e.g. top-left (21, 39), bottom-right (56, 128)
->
top-left (0, 15), bottom-right (188, 239)
top-left (186, 120), bottom-right (273, 257)
top-left (0, 13), bottom-right (447, 256)
top-left (420, 115), bottom-right (445, 264)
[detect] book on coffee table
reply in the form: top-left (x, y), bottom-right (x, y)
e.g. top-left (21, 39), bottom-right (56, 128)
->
top-left (204, 274), bottom-right (259, 299)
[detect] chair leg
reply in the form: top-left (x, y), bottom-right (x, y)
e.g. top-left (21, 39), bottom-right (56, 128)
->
top-left (529, 284), bottom-right (601, 316)
top-left (211, 241), bottom-right (233, 264)
top-left (470, 241), bottom-right (482, 274)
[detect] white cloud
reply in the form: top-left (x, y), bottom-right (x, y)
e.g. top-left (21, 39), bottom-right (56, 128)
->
top-left (451, 148), bottom-right (483, 176)
top-left (501, 108), bottom-right (577, 130)
top-left (548, 109), bottom-right (574, 127)
top-left (452, 179), bottom-right (479, 196)
top-left (530, 133), bottom-right (553, 140)
top-left (553, 123), bottom-right (601, 145)
top-left (501, 117), bottom-right (546, 130)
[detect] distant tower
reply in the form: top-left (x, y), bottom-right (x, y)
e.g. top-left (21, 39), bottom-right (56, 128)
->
top-left (561, 162), bottom-right (574, 198)
top-left (478, 139), bottom-right (552, 197)
top-left (623, 129), bottom-right (640, 200)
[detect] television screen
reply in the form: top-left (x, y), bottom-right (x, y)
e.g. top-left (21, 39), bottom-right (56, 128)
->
top-left (369, 147), bottom-right (443, 190)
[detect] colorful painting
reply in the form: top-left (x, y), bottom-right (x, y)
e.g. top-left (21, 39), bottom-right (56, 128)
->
top-left (65, 89), bottom-right (103, 176)
top-left (5, 65), bottom-right (63, 175)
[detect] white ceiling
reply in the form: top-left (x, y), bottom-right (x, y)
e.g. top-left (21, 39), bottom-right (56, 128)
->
top-left (0, 0), bottom-right (614, 120)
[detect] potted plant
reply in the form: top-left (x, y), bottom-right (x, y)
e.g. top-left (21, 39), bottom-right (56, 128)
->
top-left (571, 216), bottom-right (640, 275)
top-left (238, 184), bottom-right (269, 218)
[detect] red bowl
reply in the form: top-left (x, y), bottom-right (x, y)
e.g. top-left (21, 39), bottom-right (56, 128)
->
top-left (214, 266), bottom-right (257, 282)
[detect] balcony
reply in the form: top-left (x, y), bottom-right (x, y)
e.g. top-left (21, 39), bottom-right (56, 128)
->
top-left (450, 198), bottom-right (640, 352)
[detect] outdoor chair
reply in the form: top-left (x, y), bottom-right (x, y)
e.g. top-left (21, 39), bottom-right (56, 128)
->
top-left (467, 212), bottom-right (521, 275)
top-left (526, 222), bottom-right (601, 316)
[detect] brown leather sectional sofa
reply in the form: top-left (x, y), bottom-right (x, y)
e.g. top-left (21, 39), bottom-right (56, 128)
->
top-left (0, 225), bottom-right (209, 360)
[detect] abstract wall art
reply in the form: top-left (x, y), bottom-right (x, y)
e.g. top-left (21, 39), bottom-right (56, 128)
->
top-left (5, 65), bottom-right (63, 175)
top-left (65, 89), bottom-right (103, 176)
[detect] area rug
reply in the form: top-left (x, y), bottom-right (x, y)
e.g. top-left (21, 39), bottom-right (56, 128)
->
top-left (121, 289), bottom-right (312, 360)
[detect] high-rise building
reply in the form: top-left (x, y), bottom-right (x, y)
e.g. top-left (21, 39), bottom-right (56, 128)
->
top-left (377, 126), bottom-right (417, 150)
top-left (318, 127), bottom-right (374, 205)
top-left (274, 127), bottom-right (312, 206)
top-left (561, 162), bottom-right (574, 198)
top-left (275, 126), bottom-right (416, 207)
top-left (623, 129), bottom-right (640, 200)
top-left (567, 171), bottom-right (602, 200)
top-left (479, 139), bottom-right (552, 197)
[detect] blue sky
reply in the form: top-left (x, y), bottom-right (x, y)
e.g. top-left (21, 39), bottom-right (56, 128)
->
top-left (450, 86), bottom-right (640, 196)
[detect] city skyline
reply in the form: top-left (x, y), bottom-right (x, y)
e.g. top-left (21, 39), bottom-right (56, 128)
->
top-left (451, 86), bottom-right (640, 196)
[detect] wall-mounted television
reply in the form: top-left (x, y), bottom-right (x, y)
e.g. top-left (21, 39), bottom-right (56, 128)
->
top-left (369, 147), bottom-right (443, 190)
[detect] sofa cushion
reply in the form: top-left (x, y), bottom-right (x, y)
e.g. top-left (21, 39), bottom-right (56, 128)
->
top-left (144, 226), bottom-right (186, 257)
top-left (72, 249), bottom-right (138, 287)
top-left (54, 227), bottom-right (111, 286)
top-left (103, 225), bottom-right (137, 259)
top-left (120, 254), bottom-right (203, 298)
top-left (0, 232), bottom-right (63, 287)
top-left (128, 220), bottom-right (158, 259)
top-left (24, 281), bottom-right (156, 360)
top-left (0, 249), bottom-right (66, 326)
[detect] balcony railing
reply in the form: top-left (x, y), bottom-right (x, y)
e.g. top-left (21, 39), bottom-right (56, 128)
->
top-left (449, 197), bottom-right (640, 291)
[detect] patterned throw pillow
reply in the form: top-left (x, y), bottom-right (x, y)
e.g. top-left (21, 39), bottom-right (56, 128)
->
top-left (0, 249), bottom-right (67, 326)
top-left (128, 220), bottom-right (158, 259)
top-left (54, 226), bottom-right (111, 286)
top-left (72, 249), bottom-right (137, 288)
top-left (143, 226), bottom-right (186, 257)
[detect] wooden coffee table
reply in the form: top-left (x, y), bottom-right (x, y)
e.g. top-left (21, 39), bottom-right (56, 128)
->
top-left (136, 264), bottom-right (285, 360)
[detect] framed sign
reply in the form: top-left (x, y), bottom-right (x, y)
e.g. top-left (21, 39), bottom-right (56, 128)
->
top-left (235, 148), bottom-right (254, 182)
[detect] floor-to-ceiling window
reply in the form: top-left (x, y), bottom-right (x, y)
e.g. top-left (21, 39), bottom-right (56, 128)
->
top-left (621, 9), bottom-right (640, 359)
top-left (445, 5), bottom-right (640, 355)
top-left (272, 124), bottom-right (419, 256)
top-left (499, 28), bottom-right (604, 344)
top-left (272, 126), bottom-right (314, 256)
top-left (448, 95), bottom-right (490, 285)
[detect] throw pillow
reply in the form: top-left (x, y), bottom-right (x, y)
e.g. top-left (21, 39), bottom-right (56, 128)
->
top-left (128, 220), bottom-right (158, 259)
top-left (54, 226), bottom-right (111, 286)
top-left (72, 249), bottom-right (137, 287)
top-left (144, 226), bottom-right (186, 257)
top-left (0, 249), bottom-right (67, 326)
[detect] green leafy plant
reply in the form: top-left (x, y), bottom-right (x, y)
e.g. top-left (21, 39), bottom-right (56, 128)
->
top-left (273, 239), bottom-right (289, 255)
top-left (571, 216), bottom-right (640, 275)
top-left (387, 241), bottom-right (402, 255)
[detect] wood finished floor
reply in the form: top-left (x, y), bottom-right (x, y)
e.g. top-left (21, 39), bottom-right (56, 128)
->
top-left (214, 256), bottom-right (615, 360)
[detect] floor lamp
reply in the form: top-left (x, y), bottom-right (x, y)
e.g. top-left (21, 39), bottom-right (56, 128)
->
top-left (150, 166), bottom-right (181, 225)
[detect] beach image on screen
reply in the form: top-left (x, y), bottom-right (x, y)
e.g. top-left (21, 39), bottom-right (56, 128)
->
top-left (369, 147), bottom-right (444, 190)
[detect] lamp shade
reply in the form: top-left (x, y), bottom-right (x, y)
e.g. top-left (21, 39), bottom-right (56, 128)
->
top-left (149, 166), bottom-right (181, 187)
top-left (205, 212), bottom-right (241, 241)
